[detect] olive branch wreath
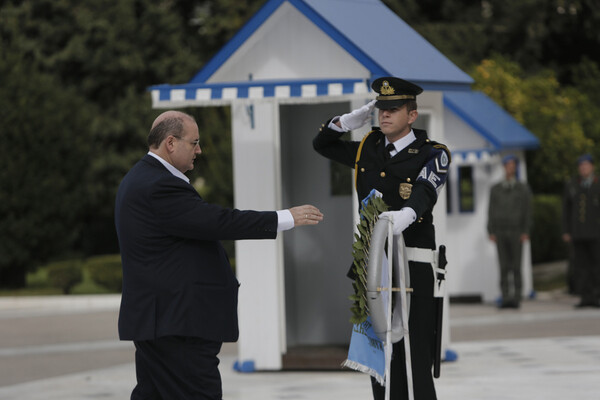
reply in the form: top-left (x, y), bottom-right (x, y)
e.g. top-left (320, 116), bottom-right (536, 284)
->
top-left (349, 195), bottom-right (389, 324)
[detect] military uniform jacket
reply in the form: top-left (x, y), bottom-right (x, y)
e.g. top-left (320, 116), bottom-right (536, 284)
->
top-left (562, 175), bottom-right (600, 240)
top-left (313, 123), bottom-right (450, 249)
top-left (487, 180), bottom-right (532, 235)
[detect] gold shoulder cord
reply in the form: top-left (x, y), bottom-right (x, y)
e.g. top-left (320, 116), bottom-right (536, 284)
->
top-left (433, 143), bottom-right (452, 163)
top-left (354, 131), bottom-right (373, 189)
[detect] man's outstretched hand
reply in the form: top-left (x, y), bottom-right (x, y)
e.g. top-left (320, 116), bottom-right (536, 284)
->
top-left (289, 205), bottom-right (324, 226)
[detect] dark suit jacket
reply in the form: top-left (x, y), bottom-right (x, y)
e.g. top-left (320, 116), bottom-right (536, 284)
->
top-left (115, 154), bottom-right (278, 342)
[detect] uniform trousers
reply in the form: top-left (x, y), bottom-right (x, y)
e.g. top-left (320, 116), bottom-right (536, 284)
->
top-left (370, 262), bottom-right (437, 400)
top-left (131, 336), bottom-right (223, 400)
top-left (572, 239), bottom-right (600, 304)
top-left (494, 231), bottom-right (523, 303)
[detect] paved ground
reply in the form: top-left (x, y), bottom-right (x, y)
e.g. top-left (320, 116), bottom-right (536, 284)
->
top-left (0, 289), bottom-right (599, 399)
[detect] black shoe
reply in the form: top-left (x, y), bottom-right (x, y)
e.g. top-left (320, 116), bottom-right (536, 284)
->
top-left (574, 301), bottom-right (600, 308)
top-left (500, 300), bottom-right (519, 309)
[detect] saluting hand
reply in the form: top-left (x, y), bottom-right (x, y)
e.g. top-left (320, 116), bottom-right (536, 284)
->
top-left (289, 205), bottom-right (324, 226)
top-left (338, 100), bottom-right (376, 131)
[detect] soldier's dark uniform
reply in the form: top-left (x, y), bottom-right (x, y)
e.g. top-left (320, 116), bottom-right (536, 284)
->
top-left (487, 164), bottom-right (532, 308)
top-left (313, 77), bottom-right (450, 400)
top-left (562, 157), bottom-right (600, 307)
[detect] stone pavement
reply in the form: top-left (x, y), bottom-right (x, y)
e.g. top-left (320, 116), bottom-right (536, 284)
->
top-left (1, 292), bottom-right (599, 399)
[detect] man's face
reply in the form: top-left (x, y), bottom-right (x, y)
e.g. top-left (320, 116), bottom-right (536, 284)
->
top-left (504, 159), bottom-right (517, 177)
top-left (378, 105), bottom-right (417, 140)
top-left (578, 160), bottom-right (594, 178)
top-left (171, 120), bottom-right (201, 173)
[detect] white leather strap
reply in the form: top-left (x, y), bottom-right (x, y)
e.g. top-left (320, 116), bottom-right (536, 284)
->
top-left (405, 247), bottom-right (437, 264)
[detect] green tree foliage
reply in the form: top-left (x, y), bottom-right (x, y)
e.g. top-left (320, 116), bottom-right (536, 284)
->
top-left (0, 0), bottom-right (263, 287)
top-left (385, 0), bottom-right (600, 86)
top-left (571, 57), bottom-right (600, 159)
top-left (0, 48), bottom-right (94, 287)
top-left (385, 1), bottom-right (600, 192)
top-left (383, 0), bottom-right (489, 70)
top-left (182, 0), bottom-right (264, 59)
top-left (471, 55), bottom-right (594, 193)
top-left (530, 195), bottom-right (568, 263)
top-left (1, 0), bottom-right (598, 286)
top-left (480, 0), bottom-right (600, 85)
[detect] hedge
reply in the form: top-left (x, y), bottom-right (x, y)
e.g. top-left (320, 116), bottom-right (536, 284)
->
top-left (531, 194), bottom-right (568, 264)
top-left (47, 260), bottom-right (83, 294)
top-left (85, 254), bottom-right (123, 292)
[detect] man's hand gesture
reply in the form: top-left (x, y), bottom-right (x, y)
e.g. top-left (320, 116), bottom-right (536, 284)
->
top-left (289, 205), bottom-right (324, 226)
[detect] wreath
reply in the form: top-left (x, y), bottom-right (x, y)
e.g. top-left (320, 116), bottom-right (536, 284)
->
top-left (349, 194), bottom-right (389, 324)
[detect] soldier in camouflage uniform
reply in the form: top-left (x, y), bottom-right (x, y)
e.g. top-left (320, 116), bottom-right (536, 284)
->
top-left (487, 155), bottom-right (532, 309)
top-left (562, 154), bottom-right (600, 308)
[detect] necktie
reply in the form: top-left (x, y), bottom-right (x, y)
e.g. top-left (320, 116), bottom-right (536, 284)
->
top-left (385, 143), bottom-right (395, 159)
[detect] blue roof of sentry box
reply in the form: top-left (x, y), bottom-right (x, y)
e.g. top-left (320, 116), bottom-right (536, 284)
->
top-left (149, 0), bottom-right (538, 154)
top-left (189, 0), bottom-right (473, 91)
top-left (444, 91), bottom-right (539, 150)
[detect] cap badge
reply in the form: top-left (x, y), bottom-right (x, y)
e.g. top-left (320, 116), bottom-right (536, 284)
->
top-left (380, 81), bottom-right (395, 95)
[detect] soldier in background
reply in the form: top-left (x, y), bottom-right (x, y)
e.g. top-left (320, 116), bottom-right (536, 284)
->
top-left (487, 155), bottom-right (532, 309)
top-left (562, 154), bottom-right (600, 308)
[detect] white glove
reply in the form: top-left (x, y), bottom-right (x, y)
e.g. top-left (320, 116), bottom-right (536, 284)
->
top-left (379, 208), bottom-right (417, 235)
top-left (339, 100), bottom-right (376, 131)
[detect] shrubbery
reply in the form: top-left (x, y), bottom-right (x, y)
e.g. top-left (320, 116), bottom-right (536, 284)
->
top-left (531, 194), bottom-right (568, 264)
top-left (85, 254), bottom-right (123, 293)
top-left (47, 260), bottom-right (83, 294)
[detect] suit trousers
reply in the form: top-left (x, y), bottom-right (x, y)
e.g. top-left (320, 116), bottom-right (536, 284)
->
top-left (131, 336), bottom-right (223, 400)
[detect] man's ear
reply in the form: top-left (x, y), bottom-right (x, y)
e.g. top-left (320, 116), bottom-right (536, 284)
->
top-left (408, 110), bottom-right (418, 124)
top-left (165, 135), bottom-right (177, 152)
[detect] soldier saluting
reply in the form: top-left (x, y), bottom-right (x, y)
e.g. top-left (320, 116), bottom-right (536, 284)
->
top-left (313, 77), bottom-right (450, 400)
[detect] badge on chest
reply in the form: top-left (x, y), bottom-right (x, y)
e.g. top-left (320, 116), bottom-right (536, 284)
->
top-left (399, 182), bottom-right (412, 200)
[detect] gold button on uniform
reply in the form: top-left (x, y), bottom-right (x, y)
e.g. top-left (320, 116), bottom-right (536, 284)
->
top-left (380, 171), bottom-right (386, 178)
top-left (360, 168), bottom-right (365, 172)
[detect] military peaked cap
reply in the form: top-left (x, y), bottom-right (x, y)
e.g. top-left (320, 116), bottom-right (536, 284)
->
top-left (371, 76), bottom-right (423, 109)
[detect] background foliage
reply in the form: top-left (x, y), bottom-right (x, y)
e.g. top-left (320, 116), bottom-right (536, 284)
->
top-left (1, 0), bottom-right (598, 288)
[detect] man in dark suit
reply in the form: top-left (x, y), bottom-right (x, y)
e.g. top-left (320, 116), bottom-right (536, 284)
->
top-left (115, 110), bottom-right (323, 399)
top-left (313, 77), bottom-right (450, 400)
